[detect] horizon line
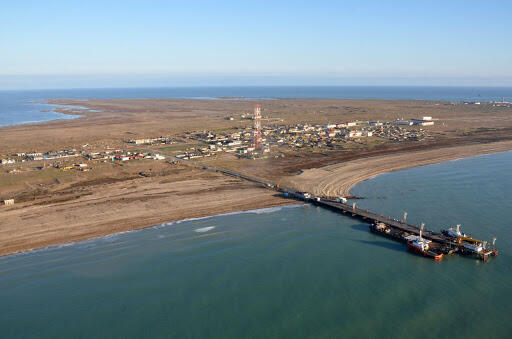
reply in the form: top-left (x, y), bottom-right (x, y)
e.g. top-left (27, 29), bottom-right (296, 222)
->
top-left (1, 84), bottom-right (512, 92)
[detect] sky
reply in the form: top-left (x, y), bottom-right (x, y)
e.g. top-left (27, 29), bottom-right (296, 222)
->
top-left (1, 0), bottom-right (511, 89)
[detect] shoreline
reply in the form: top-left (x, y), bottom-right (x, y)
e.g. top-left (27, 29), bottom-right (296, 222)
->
top-left (0, 91), bottom-right (499, 129)
top-left (3, 145), bottom-right (512, 258)
top-left (348, 148), bottom-right (512, 195)
top-left (2, 96), bottom-right (512, 257)
top-left (0, 175), bottom-right (296, 258)
top-left (0, 204), bottom-right (305, 260)
top-left (283, 141), bottom-right (512, 198)
top-left (0, 102), bottom-right (87, 130)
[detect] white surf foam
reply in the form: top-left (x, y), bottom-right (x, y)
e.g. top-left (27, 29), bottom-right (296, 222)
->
top-left (0, 204), bottom-right (306, 259)
top-left (194, 226), bottom-right (216, 233)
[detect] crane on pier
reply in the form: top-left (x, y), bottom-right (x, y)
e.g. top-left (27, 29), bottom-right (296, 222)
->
top-left (456, 236), bottom-right (488, 245)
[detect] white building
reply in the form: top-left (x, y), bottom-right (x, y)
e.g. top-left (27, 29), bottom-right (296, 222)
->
top-left (347, 130), bottom-right (363, 138)
top-left (411, 117), bottom-right (435, 126)
top-left (3, 199), bottom-right (14, 206)
top-left (393, 120), bottom-right (414, 126)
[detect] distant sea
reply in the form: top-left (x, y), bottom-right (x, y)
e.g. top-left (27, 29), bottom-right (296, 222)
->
top-left (1, 86), bottom-right (511, 127)
top-left (1, 151), bottom-right (511, 338)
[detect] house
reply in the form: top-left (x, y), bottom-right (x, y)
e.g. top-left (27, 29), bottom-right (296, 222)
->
top-left (411, 117), bottom-right (435, 126)
top-left (347, 130), bottom-right (363, 138)
top-left (3, 199), bottom-right (14, 206)
top-left (393, 120), bottom-right (413, 126)
top-left (129, 138), bottom-right (159, 145)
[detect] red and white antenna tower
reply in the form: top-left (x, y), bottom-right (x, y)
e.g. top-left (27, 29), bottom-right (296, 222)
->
top-left (253, 104), bottom-right (262, 150)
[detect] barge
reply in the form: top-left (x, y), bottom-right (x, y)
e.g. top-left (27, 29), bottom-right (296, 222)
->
top-left (405, 235), bottom-right (444, 260)
top-left (281, 191), bottom-right (499, 261)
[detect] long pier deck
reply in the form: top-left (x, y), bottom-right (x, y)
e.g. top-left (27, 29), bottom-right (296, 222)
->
top-left (315, 199), bottom-right (445, 242)
top-left (164, 154), bottom-right (498, 260)
top-left (284, 192), bottom-right (497, 260)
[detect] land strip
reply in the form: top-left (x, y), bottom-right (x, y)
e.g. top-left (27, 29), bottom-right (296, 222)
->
top-left (1, 98), bottom-right (512, 256)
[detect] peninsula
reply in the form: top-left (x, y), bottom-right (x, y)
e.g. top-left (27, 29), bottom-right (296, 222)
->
top-left (1, 98), bottom-right (512, 256)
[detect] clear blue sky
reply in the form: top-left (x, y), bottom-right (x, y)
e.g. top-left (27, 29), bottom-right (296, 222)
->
top-left (1, 0), bottom-right (511, 89)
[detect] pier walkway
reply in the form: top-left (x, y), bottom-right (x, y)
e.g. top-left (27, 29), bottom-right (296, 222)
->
top-left (162, 152), bottom-right (448, 242)
top-left (160, 153), bottom-right (497, 259)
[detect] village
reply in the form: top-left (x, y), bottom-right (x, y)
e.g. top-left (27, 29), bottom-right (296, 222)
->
top-left (0, 144), bottom-right (169, 176)
top-left (174, 116), bottom-right (435, 160)
top-left (0, 114), bottom-right (435, 175)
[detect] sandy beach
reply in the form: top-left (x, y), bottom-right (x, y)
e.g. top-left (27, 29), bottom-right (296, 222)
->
top-left (283, 141), bottom-right (512, 197)
top-left (0, 171), bottom-right (292, 257)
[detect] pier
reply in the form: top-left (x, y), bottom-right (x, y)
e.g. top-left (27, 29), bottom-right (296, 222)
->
top-left (163, 153), bottom-right (498, 261)
top-left (280, 191), bottom-right (498, 261)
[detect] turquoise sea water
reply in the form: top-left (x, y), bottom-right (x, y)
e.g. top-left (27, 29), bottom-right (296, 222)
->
top-left (1, 86), bottom-right (511, 127)
top-left (1, 152), bottom-right (511, 338)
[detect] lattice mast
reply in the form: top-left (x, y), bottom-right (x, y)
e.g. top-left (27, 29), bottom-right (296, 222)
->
top-left (253, 104), bottom-right (262, 150)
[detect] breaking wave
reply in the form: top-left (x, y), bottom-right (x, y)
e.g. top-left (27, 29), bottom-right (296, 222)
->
top-left (194, 226), bottom-right (216, 233)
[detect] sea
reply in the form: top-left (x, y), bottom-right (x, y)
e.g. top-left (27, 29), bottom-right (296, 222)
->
top-left (1, 86), bottom-right (512, 338)
top-left (1, 151), bottom-right (511, 338)
top-left (1, 86), bottom-right (511, 127)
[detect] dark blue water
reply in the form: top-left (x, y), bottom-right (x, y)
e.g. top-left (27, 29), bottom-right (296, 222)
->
top-left (1, 86), bottom-right (511, 127)
top-left (1, 152), bottom-right (511, 338)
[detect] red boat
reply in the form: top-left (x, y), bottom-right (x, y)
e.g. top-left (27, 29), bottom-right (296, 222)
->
top-left (407, 239), bottom-right (443, 260)
top-left (405, 224), bottom-right (444, 260)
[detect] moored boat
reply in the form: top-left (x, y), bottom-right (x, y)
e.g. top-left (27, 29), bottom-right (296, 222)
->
top-left (406, 237), bottom-right (444, 260)
top-left (441, 224), bottom-right (467, 238)
top-left (405, 224), bottom-right (443, 260)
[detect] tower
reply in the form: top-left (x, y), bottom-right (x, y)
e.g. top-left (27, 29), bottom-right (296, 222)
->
top-left (253, 104), bottom-right (262, 150)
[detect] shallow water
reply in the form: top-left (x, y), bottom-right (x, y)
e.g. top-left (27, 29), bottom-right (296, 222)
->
top-left (1, 153), bottom-right (511, 338)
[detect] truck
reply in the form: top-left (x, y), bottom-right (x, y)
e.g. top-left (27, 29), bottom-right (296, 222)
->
top-left (296, 192), bottom-right (311, 200)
